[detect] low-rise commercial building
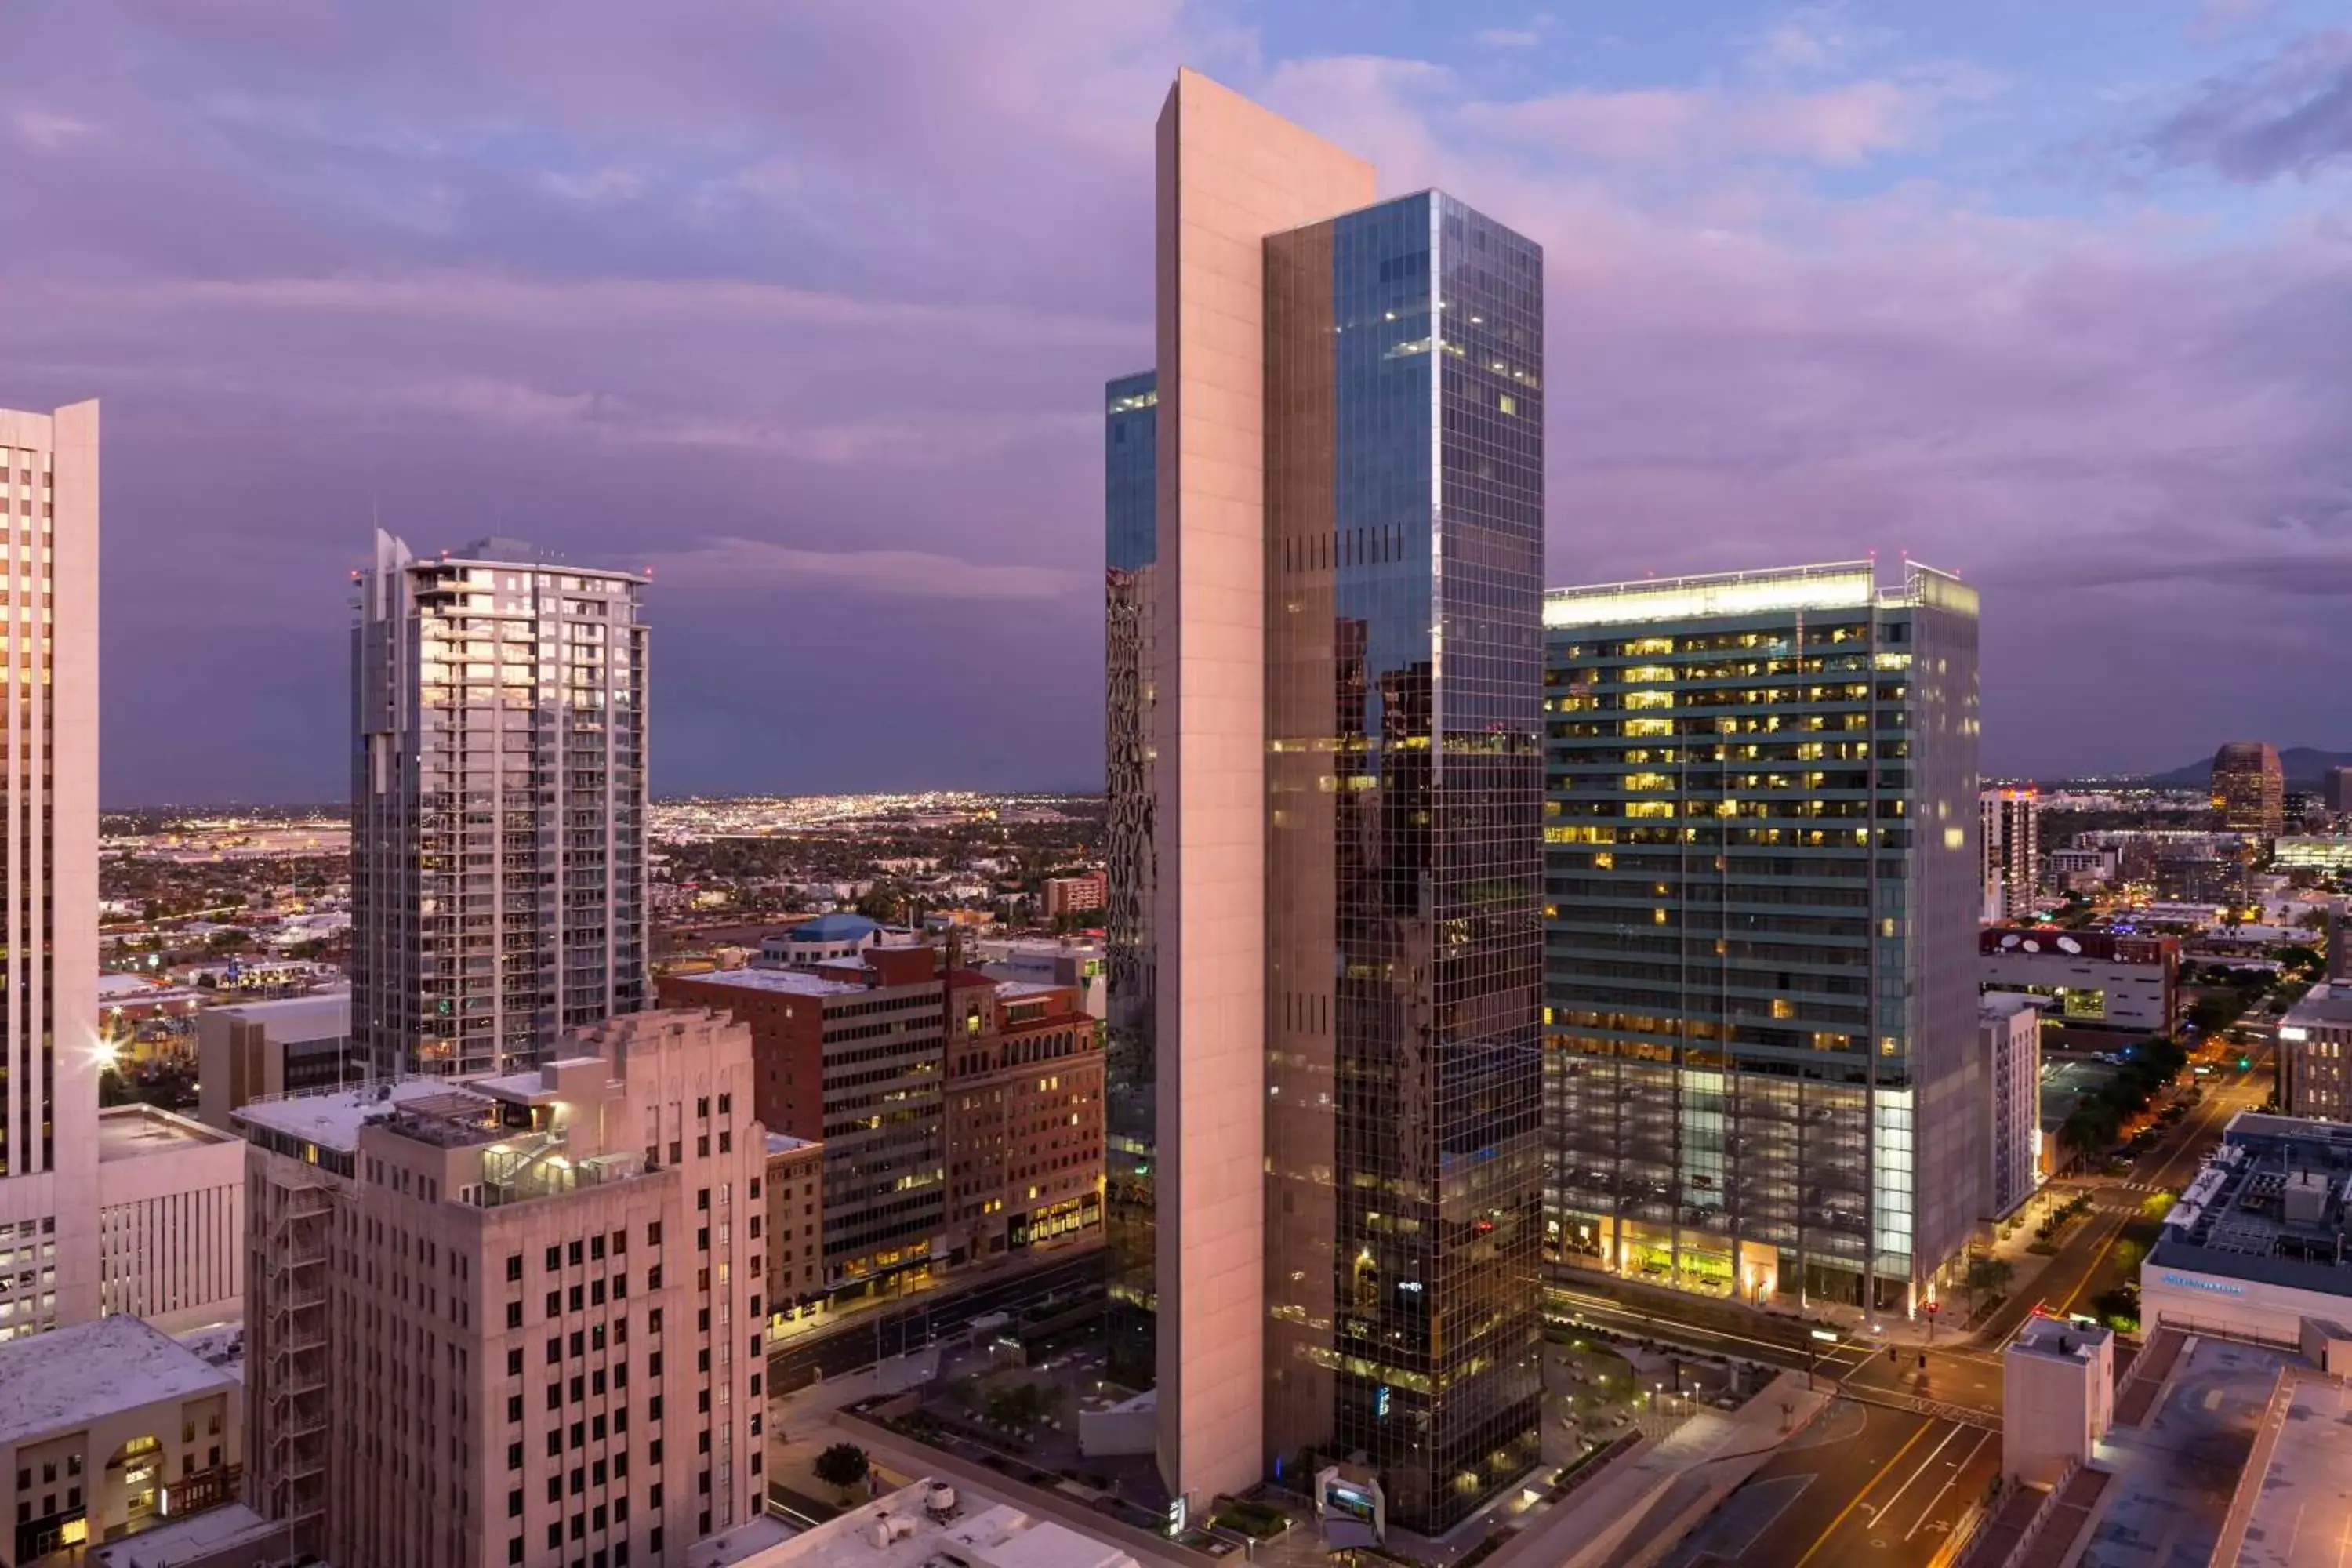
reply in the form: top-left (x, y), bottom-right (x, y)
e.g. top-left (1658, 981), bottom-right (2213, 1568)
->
top-left (0, 1315), bottom-right (241, 1567)
top-left (764, 1134), bottom-right (824, 1330)
top-left (194, 992), bottom-right (354, 1130)
top-left (703, 1479), bottom-right (1138, 1568)
top-left (1979, 927), bottom-right (2176, 1040)
top-left (944, 981), bottom-right (1105, 1260)
top-left (2278, 985), bottom-right (2352, 1120)
top-left (755, 913), bottom-right (884, 969)
top-left (1980, 996), bottom-right (2042, 1218)
top-left (659, 945), bottom-right (965, 1298)
top-left (2000, 1314), bottom-right (2112, 1487)
top-left (94, 1106), bottom-right (243, 1332)
top-left (236, 1009), bottom-right (769, 1566)
top-left (2143, 1113), bottom-right (2352, 1346)
top-left (1040, 871), bottom-right (1106, 919)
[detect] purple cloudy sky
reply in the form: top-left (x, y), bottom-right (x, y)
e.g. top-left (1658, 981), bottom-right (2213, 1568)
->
top-left (5, 0), bottom-right (2350, 802)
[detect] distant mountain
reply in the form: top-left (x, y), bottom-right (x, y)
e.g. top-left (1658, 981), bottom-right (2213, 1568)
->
top-left (2143, 747), bottom-right (2352, 789)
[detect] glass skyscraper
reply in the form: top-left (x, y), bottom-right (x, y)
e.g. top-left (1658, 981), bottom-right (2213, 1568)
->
top-left (1144, 68), bottom-right (1545, 1535)
top-left (1541, 562), bottom-right (1982, 1314)
top-left (352, 533), bottom-right (649, 1080)
top-left (1261, 192), bottom-right (1546, 1532)
top-left (1103, 369), bottom-right (1159, 1388)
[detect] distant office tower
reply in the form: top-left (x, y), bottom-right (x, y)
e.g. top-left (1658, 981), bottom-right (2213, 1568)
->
top-left (1980, 788), bottom-right (2041, 920)
top-left (2211, 741), bottom-right (2285, 837)
top-left (1102, 368), bottom-right (1158, 1388)
top-left (1151, 68), bottom-right (1546, 1532)
top-left (0, 403), bottom-right (99, 1342)
top-left (237, 1009), bottom-right (767, 1565)
top-left (2324, 766), bottom-right (2352, 816)
top-left (352, 534), bottom-right (648, 1080)
top-left (1544, 561), bottom-right (1983, 1315)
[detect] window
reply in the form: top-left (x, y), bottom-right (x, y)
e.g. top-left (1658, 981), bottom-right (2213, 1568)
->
top-left (508, 1442), bottom-right (524, 1471)
top-left (546, 1432), bottom-right (562, 1458)
top-left (546, 1523), bottom-right (562, 1551)
top-left (696, 1097), bottom-right (710, 1118)
top-left (697, 1189), bottom-right (710, 1212)
top-left (718, 1093), bottom-right (731, 1114)
top-left (649, 1351), bottom-right (664, 1377)
top-left (508, 1348), bottom-right (524, 1376)
top-left (548, 1338), bottom-right (563, 1366)
top-left (546, 1385), bottom-right (562, 1412)
top-left (647, 1222), bottom-right (662, 1247)
top-left (507, 1301), bottom-right (524, 1330)
top-left (696, 1135), bottom-right (710, 1158)
top-left (546, 1477), bottom-right (562, 1504)
top-left (612, 1229), bottom-right (628, 1254)
top-left (546, 1245), bottom-right (561, 1272)
top-left (506, 1254), bottom-right (523, 1282)
top-left (510, 1537), bottom-right (525, 1564)
top-left (697, 1227), bottom-right (710, 1252)
top-left (591, 1234), bottom-right (606, 1261)
top-left (571, 1330), bottom-right (585, 1357)
top-left (508, 1396), bottom-right (524, 1421)
top-left (546, 1290), bottom-right (561, 1318)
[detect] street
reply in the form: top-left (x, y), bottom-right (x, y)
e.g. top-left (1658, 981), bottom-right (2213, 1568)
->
top-left (1555, 1043), bottom-right (2275, 1566)
top-left (768, 1247), bottom-right (1104, 1390)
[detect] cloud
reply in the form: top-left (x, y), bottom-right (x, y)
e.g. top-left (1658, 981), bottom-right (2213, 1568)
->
top-left (638, 537), bottom-right (1084, 601)
top-left (1464, 79), bottom-right (1923, 166)
top-left (2143, 30), bottom-right (2352, 181)
top-left (1744, 3), bottom-right (1895, 80)
top-left (2189, 0), bottom-right (2274, 48)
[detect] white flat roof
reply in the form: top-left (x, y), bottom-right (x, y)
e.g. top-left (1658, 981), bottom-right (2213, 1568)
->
top-left (207, 991), bottom-right (351, 1032)
top-left (676, 967), bottom-right (864, 997)
top-left (0, 1316), bottom-right (238, 1446)
top-left (714, 1480), bottom-right (1138, 1568)
top-left (96, 1105), bottom-right (235, 1163)
top-left (234, 1079), bottom-right (448, 1152)
top-left (93, 1503), bottom-right (285, 1568)
top-left (765, 1131), bottom-right (818, 1156)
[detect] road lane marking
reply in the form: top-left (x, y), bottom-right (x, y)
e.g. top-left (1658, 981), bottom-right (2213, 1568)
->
top-left (1906, 1429), bottom-right (1991, 1541)
top-left (1792, 1420), bottom-right (1932, 1568)
top-left (1870, 1420), bottom-right (1963, 1528)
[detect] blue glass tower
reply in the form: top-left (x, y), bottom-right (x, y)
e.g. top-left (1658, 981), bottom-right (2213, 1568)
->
top-left (1103, 370), bottom-right (1160, 1388)
top-left (1262, 192), bottom-right (1546, 1532)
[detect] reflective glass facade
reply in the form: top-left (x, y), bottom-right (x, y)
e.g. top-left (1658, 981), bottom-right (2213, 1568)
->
top-left (1264, 193), bottom-right (1546, 1533)
top-left (1103, 370), bottom-right (1159, 1386)
top-left (1541, 564), bottom-right (1982, 1313)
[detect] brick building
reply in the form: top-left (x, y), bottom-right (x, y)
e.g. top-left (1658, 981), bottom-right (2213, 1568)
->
top-left (944, 981), bottom-right (1105, 1259)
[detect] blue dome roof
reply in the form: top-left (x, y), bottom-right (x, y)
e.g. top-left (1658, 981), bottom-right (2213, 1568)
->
top-left (790, 913), bottom-right (881, 942)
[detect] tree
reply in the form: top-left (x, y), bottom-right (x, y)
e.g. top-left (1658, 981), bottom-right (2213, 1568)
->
top-left (1965, 1256), bottom-right (2014, 1299)
top-left (813, 1442), bottom-right (870, 1503)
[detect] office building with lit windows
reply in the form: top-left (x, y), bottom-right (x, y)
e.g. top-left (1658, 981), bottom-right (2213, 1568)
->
top-left (2212, 741), bottom-right (2285, 837)
top-left (0, 404), bottom-right (100, 1344)
top-left (1102, 368), bottom-right (1158, 1388)
top-left (1145, 68), bottom-right (1546, 1533)
top-left (352, 533), bottom-right (648, 1081)
top-left (1980, 788), bottom-right (2040, 920)
top-left (1542, 561), bottom-right (1983, 1314)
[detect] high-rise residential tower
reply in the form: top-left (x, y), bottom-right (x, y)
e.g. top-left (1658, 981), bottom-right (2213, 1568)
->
top-left (1980, 787), bottom-right (2040, 920)
top-left (1149, 68), bottom-right (1546, 1533)
top-left (2211, 741), bottom-right (2285, 837)
top-left (1543, 561), bottom-right (1983, 1314)
top-left (1103, 369), bottom-right (1160, 1388)
top-left (352, 534), bottom-right (648, 1081)
top-left (0, 403), bottom-right (99, 1342)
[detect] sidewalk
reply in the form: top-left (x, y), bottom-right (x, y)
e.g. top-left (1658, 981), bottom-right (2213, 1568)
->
top-left (1484, 1370), bottom-right (1835, 1568)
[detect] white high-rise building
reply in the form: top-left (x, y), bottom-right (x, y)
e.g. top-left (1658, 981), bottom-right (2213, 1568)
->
top-left (1981, 788), bottom-right (2041, 921)
top-left (0, 402), bottom-right (99, 1342)
top-left (352, 533), bottom-right (648, 1080)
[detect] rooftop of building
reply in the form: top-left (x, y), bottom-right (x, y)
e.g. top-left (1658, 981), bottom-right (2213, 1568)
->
top-left (787, 912), bottom-right (882, 943)
top-left (765, 1131), bottom-right (818, 1156)
top-left (1979, 993), bottom-right (2041, 1023)
top-left (96, 1103), bottom-right (237, 1164)
top-left (0, 1316), bottom-right (238, 1446)
top-left (2281, 982), bottom-right (2352, 1035)
top-left (232, 1078), bottom-right (460, 1153)
top-left (90, 1504), bottom-right (287, 1568)
top-left (709, 1479), bottom-right (1138, 1568)
top-left (2086, 1336), bottom-right (2288, 1568)
top-left (2223, 1365), bottom-right (2352, 1568)
top-left (671, 964), bottom-right (868, 998)
top-left (201, 990), bottom-right (351, 1031)
top-left (2007, 1312), bottom-right (2111, 1363)
top-left (684, 1515), bottom-right (800, 1568)
top-left (1542, 558), bottom-right (1976, 630)
top-left (2152, 1112), bottom-right (2352, 1293)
